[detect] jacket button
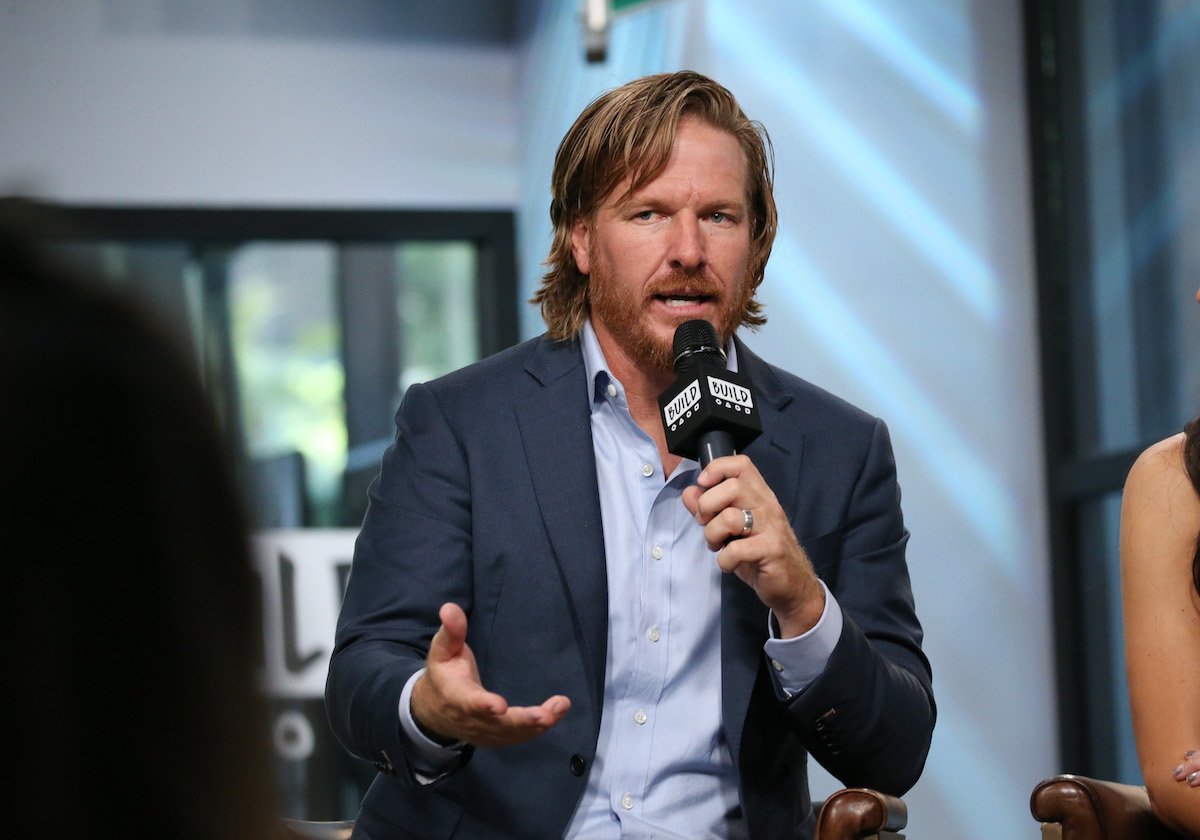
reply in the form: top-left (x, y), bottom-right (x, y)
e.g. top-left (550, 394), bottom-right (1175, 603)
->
top-left (570, 754), bottom-right (587, 776)
top-left (372, 749), bottom-right (396, 776)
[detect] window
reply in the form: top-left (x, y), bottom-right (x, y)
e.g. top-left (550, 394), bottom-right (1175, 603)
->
top-left (51, 208), bottom-right (518, 529)
top-left (48, 206), bottom-right (519, 819)
top-left (1025, 0), bottom-right (1200, 779)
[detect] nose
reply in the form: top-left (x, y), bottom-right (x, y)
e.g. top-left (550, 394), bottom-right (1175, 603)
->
top-left (667, 215), bottom-right (706, 273)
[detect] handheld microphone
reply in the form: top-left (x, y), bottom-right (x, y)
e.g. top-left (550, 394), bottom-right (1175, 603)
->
top-left (657, 319), bottom-right (761, 468)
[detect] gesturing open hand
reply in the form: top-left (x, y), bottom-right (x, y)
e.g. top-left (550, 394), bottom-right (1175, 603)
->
top-left (410, 602), bottom-right (571, 748)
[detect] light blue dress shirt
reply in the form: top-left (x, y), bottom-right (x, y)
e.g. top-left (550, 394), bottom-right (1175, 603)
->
top-left (396, 321), bottom-right (842, 838)
top-left (562, 322), bottom-right (841, 839)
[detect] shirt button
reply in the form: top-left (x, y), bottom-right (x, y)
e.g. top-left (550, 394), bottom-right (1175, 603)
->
top-left (641, 463), bottom-right (654, 477)
top-left (771, 658), bottom-right (784, 672)
top-left (621, 793), bottom-right (634, 810)
top-left (648, 625), bottom-right (661, 642)
top-left (651, 545), bottom-right (663, 560)
top-left (634, 710), bottom-right (647, 725)
top-left (607, 383), bottom-right (617, 398)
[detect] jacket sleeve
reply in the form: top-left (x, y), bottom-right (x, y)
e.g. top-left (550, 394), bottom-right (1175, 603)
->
top-left (324, 382), bottom-right (476, 786)
top-left (785, 417), bottom-right (936, 795)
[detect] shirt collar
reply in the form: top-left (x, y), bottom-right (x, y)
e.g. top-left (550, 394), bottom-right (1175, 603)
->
top-left (579, 318), bottom-right (740, 411)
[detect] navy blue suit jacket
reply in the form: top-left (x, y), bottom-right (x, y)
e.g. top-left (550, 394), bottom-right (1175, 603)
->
top-left (326, 333), bottom-right (935, 839)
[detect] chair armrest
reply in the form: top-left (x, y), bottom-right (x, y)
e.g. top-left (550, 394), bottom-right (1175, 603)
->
top-left (816, 787), bottom-right (908, 840)
top-left (274, 819), bottom-right (356, 840)
top-left (1029, 774), bottom-right (1183, 840)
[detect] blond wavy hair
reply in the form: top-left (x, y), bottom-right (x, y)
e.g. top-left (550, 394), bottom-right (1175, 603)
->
top-left (531, 70), bottom-right (777, 340)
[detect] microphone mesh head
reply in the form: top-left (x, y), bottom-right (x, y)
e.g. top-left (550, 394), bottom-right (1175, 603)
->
top-left (672, 319), bottom-right (725, 371)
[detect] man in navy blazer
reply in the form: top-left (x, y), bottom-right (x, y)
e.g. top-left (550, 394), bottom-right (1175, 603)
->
top-left (327, 71), bottom-right (934, 839)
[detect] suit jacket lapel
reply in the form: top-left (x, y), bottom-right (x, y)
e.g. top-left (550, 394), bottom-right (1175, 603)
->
top-left (739, 338), bottom-right (803, 519)
top-left (721, 337), bottom-right (805, 764)
top-left (514, 336), bottom-right (608, 714)
top-left (510, 335), bottom-right (806, 760)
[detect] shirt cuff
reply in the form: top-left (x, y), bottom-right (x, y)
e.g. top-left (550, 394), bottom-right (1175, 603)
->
top-left (763, 580), bottom-right (842, 699)
top-left (398, 667), bottom-right (467, 783)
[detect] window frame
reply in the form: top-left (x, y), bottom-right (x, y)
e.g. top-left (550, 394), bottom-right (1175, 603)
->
top-left (44, 205), bottom-right (520, 527)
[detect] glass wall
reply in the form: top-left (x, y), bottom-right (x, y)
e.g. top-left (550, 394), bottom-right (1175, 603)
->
top-left (1074, 1), bottom-right (1200, 457)
top-left (49, 207), bottom-right (517, 819)
top-left (53, 209), bottom-right (514, 527)
top-left (224, 240), bottom-right (480, 527)
top-left (1027, 0), bottom-right (1200, 780)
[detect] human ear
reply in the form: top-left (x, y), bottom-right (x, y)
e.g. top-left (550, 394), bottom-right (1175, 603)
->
top-left (571, 217), bottom-right (591, 275)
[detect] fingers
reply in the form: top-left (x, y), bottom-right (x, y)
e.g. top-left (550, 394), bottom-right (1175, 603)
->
top-left (713, 527), bottom-right (789, 575)
top-left (465, 695), bottom-right (572, 749)
top-left (1173, 749), bottom-right (1200, 785)
top-left (521, 695), bottom-right (573, 731)
top-left (688, 455), bottom-right (764, 538)
top-left (685, 458), bottom-right (825, 634)
top-left (690, 455), bottom-right (753, 524)
top-left (417, 602), bottom-right (572, 748)
top-left (683, 454), bottom-right (776, 551)
top-left (702, 497), bottom-right (771, 552)
top-left (693, 454), bottom-right (752, 490)
top-left (715, 540), bottom-right (743, 574)
top-left (431, 691), bottom-right (572, 749)
top-left (438, 671), bottom-right (508, 717)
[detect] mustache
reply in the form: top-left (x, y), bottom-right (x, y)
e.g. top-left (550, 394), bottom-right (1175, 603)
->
top-left (644, 271), bottom-right (724, 299)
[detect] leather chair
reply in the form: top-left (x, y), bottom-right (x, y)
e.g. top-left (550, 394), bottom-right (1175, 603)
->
top-left (815, 787), bottom-right (908, 839)
top-left (274, 819), bottom-right (355, 840)
top-left (1030, 773), bottom-right (1186, 839)
top-left (273, 786), bottom-right (907, 839)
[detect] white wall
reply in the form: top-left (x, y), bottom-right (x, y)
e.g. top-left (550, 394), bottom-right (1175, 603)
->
top-left (1, 1), bottom-right (1058, 836)
top-left (0, 0), bottom-right (518, 206)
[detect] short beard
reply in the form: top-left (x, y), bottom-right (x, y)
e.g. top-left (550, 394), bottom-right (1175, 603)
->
top-left (588, 261), bottom-right (675, 373)
top-left (587, 252), bottom-right (754, 374)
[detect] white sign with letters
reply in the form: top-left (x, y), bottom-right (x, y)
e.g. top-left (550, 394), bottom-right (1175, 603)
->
top-left (253, 528), bottom-right (358, 698)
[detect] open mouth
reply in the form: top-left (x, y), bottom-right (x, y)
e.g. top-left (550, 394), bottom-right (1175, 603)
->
top-left (655, 291), bottom-right (714, 308)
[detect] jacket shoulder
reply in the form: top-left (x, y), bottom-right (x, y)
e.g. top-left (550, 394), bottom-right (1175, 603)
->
top-left (421, 334), bottom-right (578, 392)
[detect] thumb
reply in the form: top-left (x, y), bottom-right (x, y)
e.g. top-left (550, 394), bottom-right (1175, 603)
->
top-left (430, 602), bottom-right (469, 662)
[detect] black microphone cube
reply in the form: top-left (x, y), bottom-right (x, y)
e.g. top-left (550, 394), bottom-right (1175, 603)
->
top-left (658, 361), bottom-right (762, 461)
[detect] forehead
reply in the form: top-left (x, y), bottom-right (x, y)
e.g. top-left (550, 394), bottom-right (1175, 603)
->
top-left (609, 117), bottom-right (749, 205)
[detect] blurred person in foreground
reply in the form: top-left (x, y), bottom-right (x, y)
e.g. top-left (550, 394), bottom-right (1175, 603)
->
top-left (1121, 287), bottom-right (1200, 838)
top-left (0, 199), bottom-right (277, 840)
top-left (327, 71), bottom-right (935, 839)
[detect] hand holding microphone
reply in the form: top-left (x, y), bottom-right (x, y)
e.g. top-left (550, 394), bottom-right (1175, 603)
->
top-left (683, 456), bottom-right (826, 636)
top-left (662, 319), bottom-right (825, 636)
